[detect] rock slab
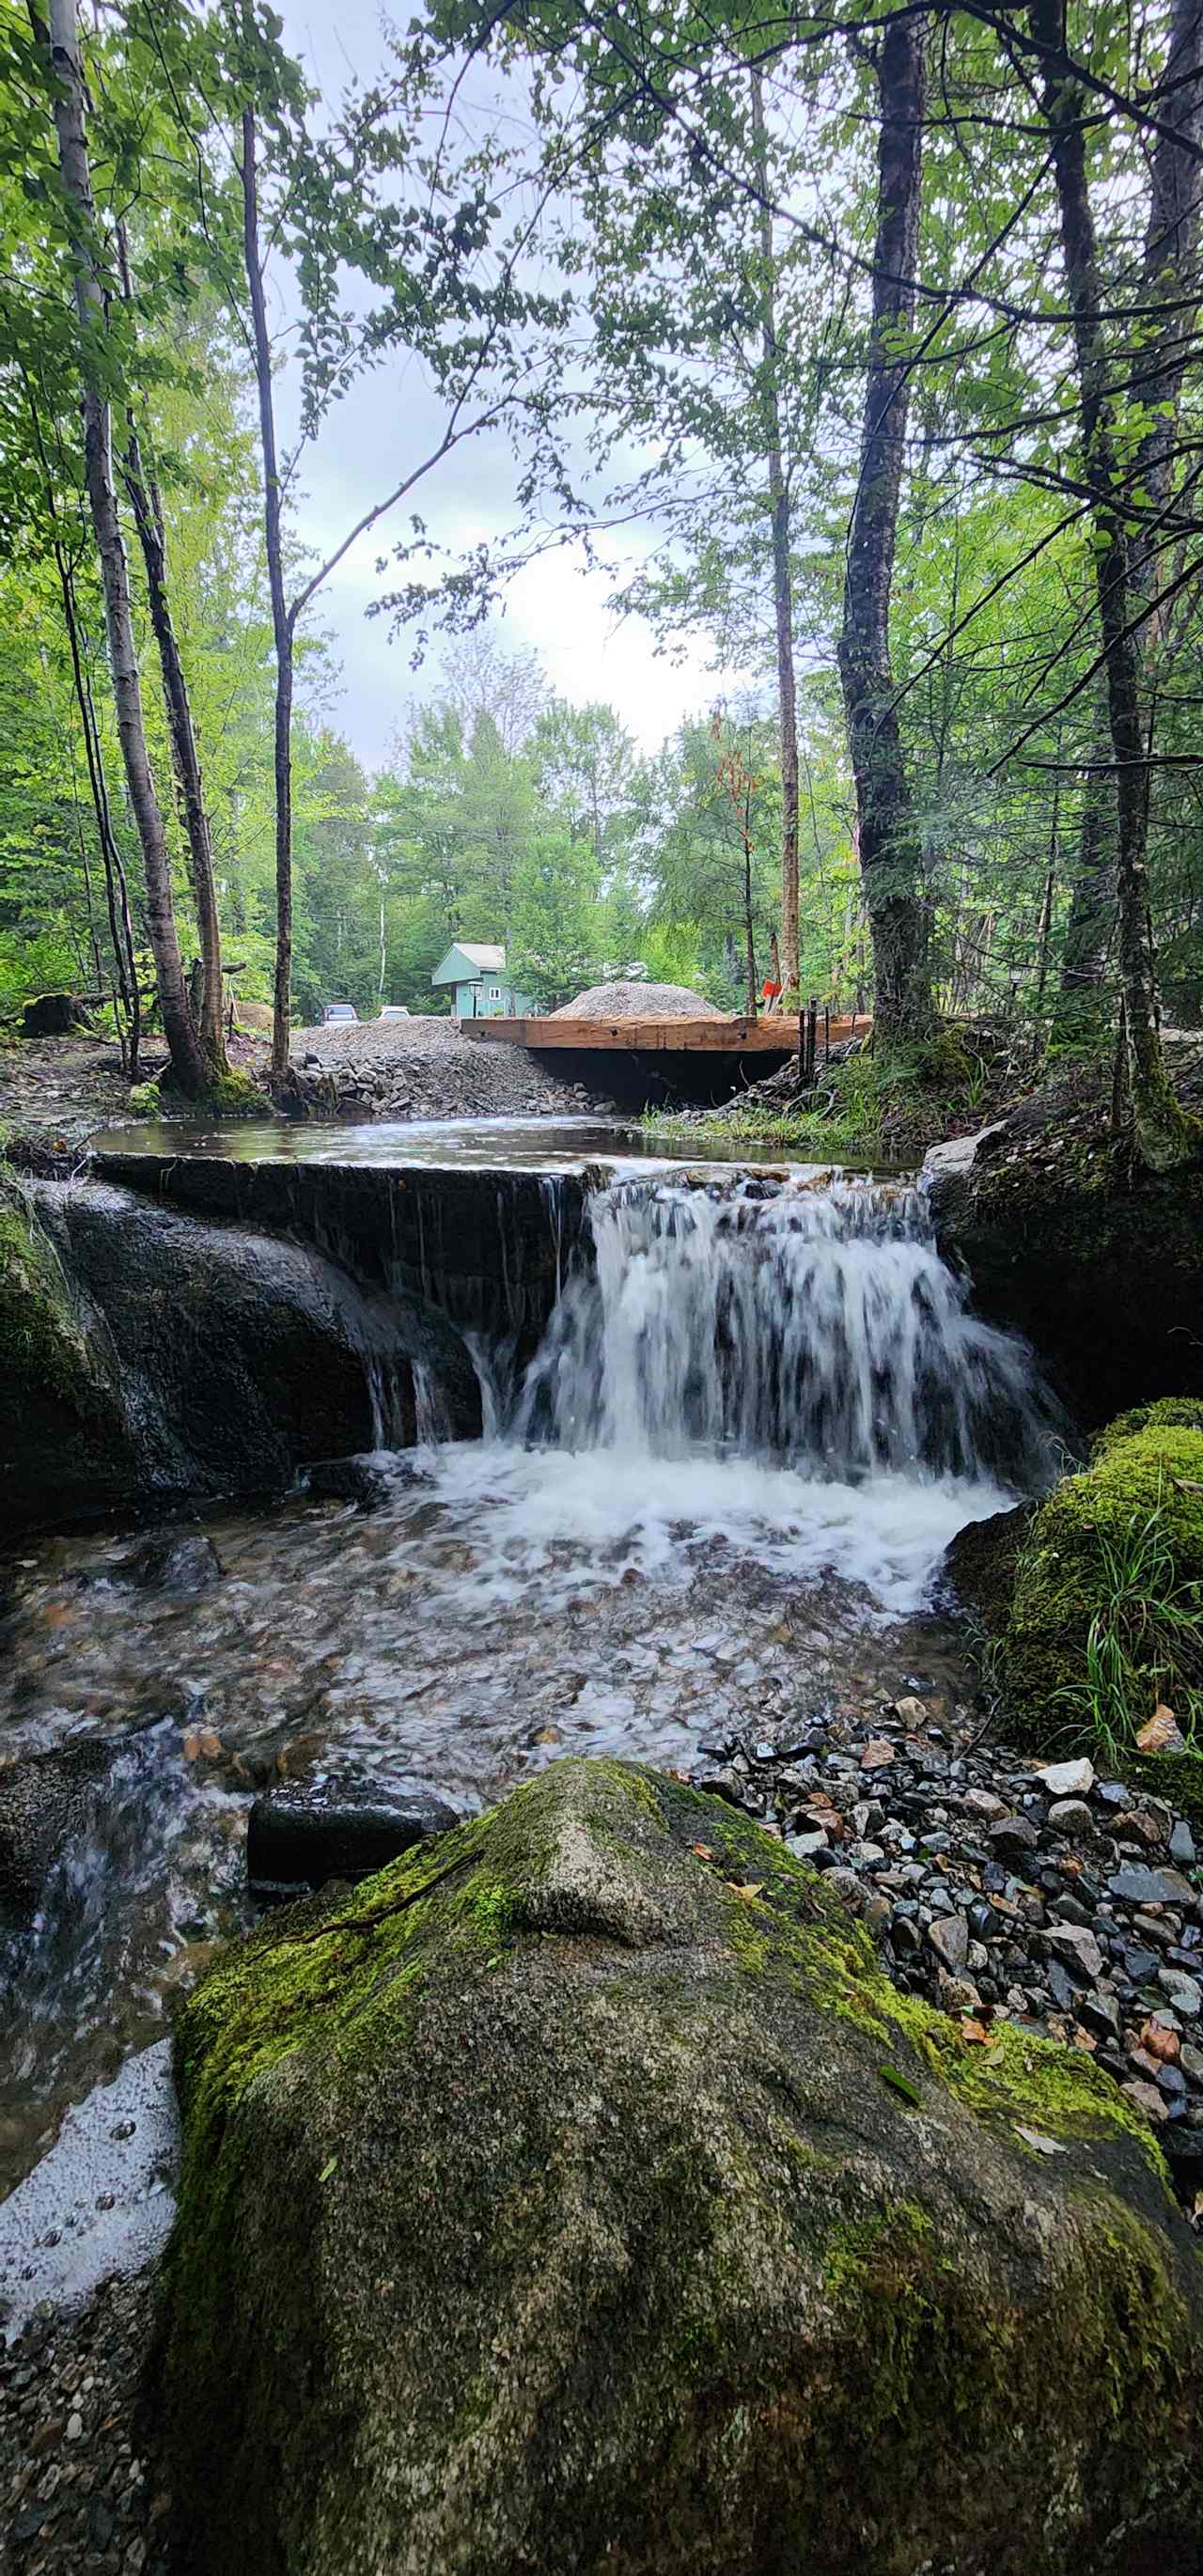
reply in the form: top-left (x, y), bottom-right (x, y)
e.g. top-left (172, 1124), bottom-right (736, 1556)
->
top-left (162, 1757), bottom-right (1203, 2576)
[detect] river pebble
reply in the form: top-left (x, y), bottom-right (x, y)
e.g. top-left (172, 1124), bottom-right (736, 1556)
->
top-left (0, 2271), bottom-right (173, 2575)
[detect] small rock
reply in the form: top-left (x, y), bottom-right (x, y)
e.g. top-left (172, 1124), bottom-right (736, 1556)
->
top-left (1037, 1757), bottom-right (1095, 1798)
top-left (1041, 1923), bottom-right (1104, 1983)
top-left (1121, 2078), bottom-right (1168, 2122)
top-left (859, 1739), bottom-right (896, 1771)
top-left (961, 1788), bottom-right (1008, 1822)
top-left (988, 1816), bottom-right (1040, 1857)
top-left (1158, 1969), bottom-right (1202, 2019)
top-left (927, 1913), bottom-right (970, 1972)
top-left (785, 1831), bottom-right (827, 1862)
top-left (1170, 1820), bottom-right (1196, 1867)
top-left (892, 1696), bottom-right (928, 1725)
top-left (1136, 1706), bottom-right (1187, 1756)
top-left (66, 2411), bottom-right (83, 2440)
top-left (1046, 1799), bottom-right (1094, 1838)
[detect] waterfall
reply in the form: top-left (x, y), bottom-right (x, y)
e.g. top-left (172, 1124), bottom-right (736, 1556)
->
top-left (513, 1175), bottom-right (1057, 1488)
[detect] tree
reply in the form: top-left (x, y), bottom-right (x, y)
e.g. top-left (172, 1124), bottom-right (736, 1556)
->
top-left (1031, 0), bottom-right (1196, 1167)
top-left (31, 0), bottom-right (207, 1094)
top-left (836, 13), bottom-right (932, 1045)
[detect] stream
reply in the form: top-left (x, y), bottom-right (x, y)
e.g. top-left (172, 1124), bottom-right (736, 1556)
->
top-left (0, 1132), bottom-right (1061, 2308)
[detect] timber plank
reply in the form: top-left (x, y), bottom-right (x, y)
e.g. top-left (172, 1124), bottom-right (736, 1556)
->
top-left (458, 1014), bottom-right (866, 1054)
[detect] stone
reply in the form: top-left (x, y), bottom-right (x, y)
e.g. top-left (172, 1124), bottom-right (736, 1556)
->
top-left (859, 1738), bottom-right (895, 1770)
top-left (1170, 1821), bottom-right (1196, 1867)
top-left (1041, 1923), bottom-right (1104, 1983)
top-left (1111, 1866), bottom-right (1195, 1908)
top-left (1158, 1970), bottom-right (1202, 2020)
top-left (1121, 2079), bottom-right (1168, 2122)
top-left (122, 1532), bottom-right (222, 1595)
top-left (961, 1788), bottom-right (1008, 1822)
top-left (784, 1831), bottom-right (827, 1863)
top-left (988, 1816), bottom-right (1039, 1857)
top-left (1136, 1707), bottom-right (1187, 1756)
top-left (1037, 1758), bottom-right (1096, 1799)
top-left (1077, 1991), bottom-right (1122, 2044)
top-left (246, 1776), bottom-right (460, 1901)
top-left (926, 1912), bottom-right (970, 1972)
top-left (162, 1758), bottom-right (1203, 2576)
top-left (891, 1696), bottom-right (928, 1725)
top-left (1047, 1799), bottom-right (1094, 1838)
top-left (0, 1737), bottom-right (121, 1929)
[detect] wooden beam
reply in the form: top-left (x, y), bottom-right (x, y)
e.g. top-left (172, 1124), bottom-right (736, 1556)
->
top-left (458, 1014), bottom-right (867, 1055)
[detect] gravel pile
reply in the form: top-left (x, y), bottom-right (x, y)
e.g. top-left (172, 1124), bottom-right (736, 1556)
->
top-left (1, 2271), bottom-right (174, 2575)
top-left (551, 981), bottom-right (721, 1020)
top-left (290, 1015), bottom-right (612, 1120)
top-left (693, 1702), bottom-right (1203, 2206)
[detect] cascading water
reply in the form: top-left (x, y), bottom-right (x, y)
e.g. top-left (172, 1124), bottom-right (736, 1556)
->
top-left (512, 1173), bottom-right (1056, 1489)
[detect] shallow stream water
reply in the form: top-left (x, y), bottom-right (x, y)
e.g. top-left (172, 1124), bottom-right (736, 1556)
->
top-left (0, 1142), bottom-right (1060, 2223)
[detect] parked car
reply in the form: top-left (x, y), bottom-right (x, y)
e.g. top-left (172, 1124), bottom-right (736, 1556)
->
top-left (378, 1005), bottom-right (411, 1021)
top-left (321, 1001), bottom-right (358, 1025)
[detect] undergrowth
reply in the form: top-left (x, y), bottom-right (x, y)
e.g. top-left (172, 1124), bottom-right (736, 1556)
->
top-left (645, 1029), bottom-right (992, 1162)
top-left (1049, 1490), bottom-right (1203, 1766)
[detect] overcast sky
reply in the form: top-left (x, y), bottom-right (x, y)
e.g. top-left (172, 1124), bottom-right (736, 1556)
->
top-left (271, 0), bottom-right (733, 772)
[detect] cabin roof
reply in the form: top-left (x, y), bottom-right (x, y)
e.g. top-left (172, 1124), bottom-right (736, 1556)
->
top-left (431, 942), bottom-right (507, 983)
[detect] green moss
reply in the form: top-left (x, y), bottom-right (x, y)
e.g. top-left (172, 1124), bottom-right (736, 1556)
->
top-left (199, 1069), bottom-right (273, 1118)
top-left (0, 1170), bottom-right (91, 1401)
top-left (125, 1080), bottom-right (163, 1116)
top-left (1094, 1398), bottom-right (1203, 1454)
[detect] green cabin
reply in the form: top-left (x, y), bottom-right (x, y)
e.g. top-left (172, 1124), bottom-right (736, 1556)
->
top-left (431, 944), bottom-right (533, 1019)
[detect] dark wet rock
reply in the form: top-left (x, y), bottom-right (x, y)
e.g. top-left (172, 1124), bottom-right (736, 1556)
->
top-left (163, 1758), bottom-right (1203, 2576)
top-left (941, 1502), bottom-right (1033, 1632)
top-left (3, 1177), bottom-right (481, 1530)
top-left (305, 1455), bottom-right (427, 1512)
top-left (246, 1774), bottom-right (460, 1900)
top-left (0, 1739), bottom-right (117, 1928)
top-left (123, 1532), bottom-right (223, 1595)
top-left (924, 1117), bottom-right (1203, 1425)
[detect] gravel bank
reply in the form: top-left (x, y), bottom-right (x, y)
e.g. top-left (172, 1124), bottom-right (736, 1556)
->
top-left (291, 1014), bottom-right (615, 1119)
top-left (551, 979), bottom-right (720, 1019)
top-left (1, 2270), bottom-right (174, 2576)
top-left (693, 1694), bottom-right (1203, 2206)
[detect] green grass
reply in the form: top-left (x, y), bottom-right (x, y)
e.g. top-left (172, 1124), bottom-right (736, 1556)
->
top-left (1049, 1489), bottom-right (1203, 1766)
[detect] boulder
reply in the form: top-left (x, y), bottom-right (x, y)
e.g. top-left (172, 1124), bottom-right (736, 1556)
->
top-left (246, 1775), bottom-right (459, 1901)
top-left (0, 1738), bottom-right (118, 1928)
top-left (162, 1757), bottom-right (1203, 2576)
top-left (122, 1532), bottom-right (224, 1594)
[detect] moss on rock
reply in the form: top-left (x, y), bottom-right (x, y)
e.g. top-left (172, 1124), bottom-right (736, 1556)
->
top-left (160, 1756), bottom-right (1203, 2576)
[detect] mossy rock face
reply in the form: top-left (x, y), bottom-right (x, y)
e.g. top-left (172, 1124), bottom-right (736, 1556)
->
top-left (1001, 1416), bottom-right (1203, 1758)
top-left (161, 1756), bottom-right (1203, 2576)
top-left (0, 1167), bottom-right (134, 1524)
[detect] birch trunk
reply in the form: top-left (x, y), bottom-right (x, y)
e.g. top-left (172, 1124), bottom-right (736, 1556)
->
top-left (37, 0), bottom-right (204, 1095)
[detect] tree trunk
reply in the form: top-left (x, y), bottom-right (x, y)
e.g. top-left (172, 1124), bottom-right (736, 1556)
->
top-left (1033, 0), bottom-right (1195, 1169)
top-left (750, 70), bottom-right (799, 996)
top-left (1054, 710), bottom-right (1117, 1038)
top-left (116, 232), bottom-right (227, 1069)
top-left (37, 0), bottom-right (205, 1096)
top-left (836, 17), bottom-right (932, 1046)
top-left (1053, 0), bottom-right (1203, 1038)
top-left (242, 106), bottom-right (294, 1078)
top-left (55, 540), bottom-right (141, 1073)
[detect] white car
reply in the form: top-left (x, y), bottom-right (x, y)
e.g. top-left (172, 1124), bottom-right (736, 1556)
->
top-left (321, 1001), bottom-right (358, 1025)
top-left (379, 1005), bottom-right (411, 1021)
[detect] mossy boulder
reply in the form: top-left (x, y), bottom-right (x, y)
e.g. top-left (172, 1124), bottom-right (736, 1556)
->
top-left (1000, 1414), bottom-right (1203, 1761)
top-left (161, 1756), bottom-right (1203, 2576)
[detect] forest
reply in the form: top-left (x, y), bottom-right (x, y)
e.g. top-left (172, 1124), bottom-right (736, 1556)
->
top-left (3, 0), bottom-right (1202, 1163)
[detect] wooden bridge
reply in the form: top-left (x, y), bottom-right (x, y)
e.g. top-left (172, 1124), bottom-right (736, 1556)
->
top-left (459, 1010), bottom-right (866, 1060)
top-left (458, 1007), bottom-right (867, 1106)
